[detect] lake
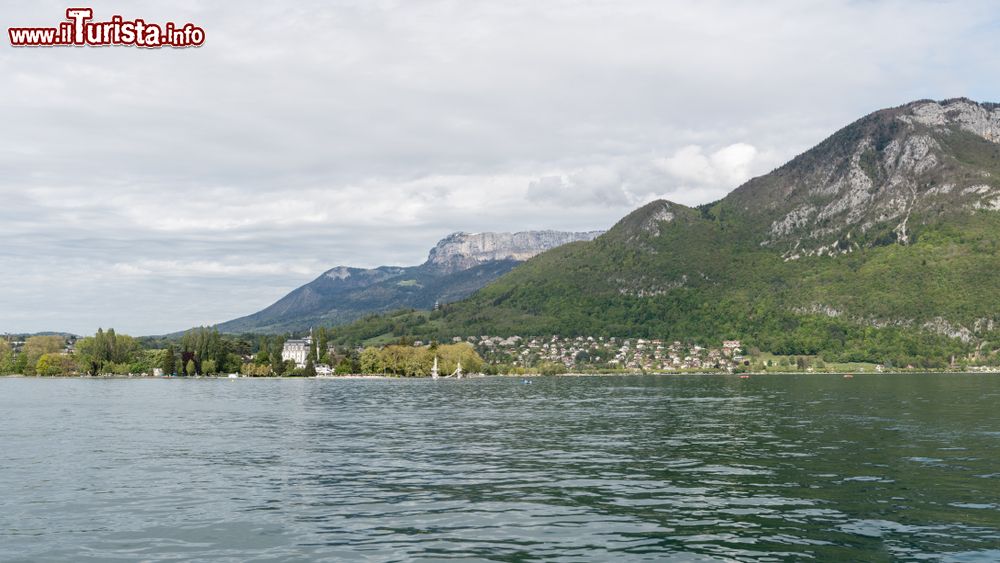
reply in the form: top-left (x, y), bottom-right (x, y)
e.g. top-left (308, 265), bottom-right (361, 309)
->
top-left (1, 374), bottom-right (998, 561)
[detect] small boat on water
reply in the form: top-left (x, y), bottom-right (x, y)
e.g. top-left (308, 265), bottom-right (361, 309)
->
top-left (843, 374), bottom-right (854, 379)
top-left (739, 375), bottom-right (750, 379)
top-left (431, 357), bottom-right (439, 380)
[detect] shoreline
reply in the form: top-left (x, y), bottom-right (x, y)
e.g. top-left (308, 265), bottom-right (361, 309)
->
top-left (2, 369), bottom-right (999, 380)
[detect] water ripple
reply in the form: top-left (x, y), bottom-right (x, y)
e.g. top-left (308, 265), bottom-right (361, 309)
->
top-left (1, 374), bottom-right (998, 561)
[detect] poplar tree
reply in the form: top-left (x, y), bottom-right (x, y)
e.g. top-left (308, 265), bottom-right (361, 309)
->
top-left (161, 345), bottom-right (177, 375)
top-left (316, 327), bottom-right (329, 363)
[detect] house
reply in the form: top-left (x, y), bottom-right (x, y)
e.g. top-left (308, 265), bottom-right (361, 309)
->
top-left (282, 336), bottom-right (312, 368)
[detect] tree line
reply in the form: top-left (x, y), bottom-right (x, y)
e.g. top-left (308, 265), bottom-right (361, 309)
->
top-left (359, 343), bottom-right (483, 377)
top-left (0, 327), bottom-right (486, 377)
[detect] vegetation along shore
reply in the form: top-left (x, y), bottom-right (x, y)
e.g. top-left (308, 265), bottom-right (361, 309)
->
top-left (3, 326), bottom-right (998, 378)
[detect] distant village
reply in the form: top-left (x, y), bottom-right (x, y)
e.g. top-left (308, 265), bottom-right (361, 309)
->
top-left (275, 333), bottom-right (747, 374)
top-left (414, 335), bottom-right (747, 372)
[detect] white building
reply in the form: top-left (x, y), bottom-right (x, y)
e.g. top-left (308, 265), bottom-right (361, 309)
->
top-left (282, 335), bottom-right (312, 368)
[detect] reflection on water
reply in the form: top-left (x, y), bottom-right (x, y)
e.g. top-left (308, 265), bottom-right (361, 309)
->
top-left (1, 374), bottom-right (999, 561)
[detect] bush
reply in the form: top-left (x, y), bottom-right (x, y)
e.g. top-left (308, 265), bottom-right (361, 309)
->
top-left (537, 362), bottom-right (567, 376)
top-left (35, 354), bottom-right (77, 376)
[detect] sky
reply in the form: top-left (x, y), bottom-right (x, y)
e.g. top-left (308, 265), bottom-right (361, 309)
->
top-left (2, 0), bottom-right (999, 336)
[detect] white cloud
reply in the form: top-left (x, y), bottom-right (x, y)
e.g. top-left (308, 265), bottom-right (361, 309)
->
top-left (527, 143), bottom-right (776, 209)
top-left (527, 167), bottom-right (631, 206)
top-left (654, 143), bottom-right (760, 189)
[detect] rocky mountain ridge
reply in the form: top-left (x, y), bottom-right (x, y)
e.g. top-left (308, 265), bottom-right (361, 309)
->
top-left (721, 98), bottom-right (1000, 259)
top-left (427, 230), bottom-right (604, 272)
top-left (213, 229), bottom-right (603, 333)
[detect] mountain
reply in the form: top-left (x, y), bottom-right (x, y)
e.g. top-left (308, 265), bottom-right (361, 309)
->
top-left (353, 98), bottom-right (1000, 366)
top-left (214, 230), bottom-right (603, 333)
top-left (719, 97), bottom-right (1000, 256)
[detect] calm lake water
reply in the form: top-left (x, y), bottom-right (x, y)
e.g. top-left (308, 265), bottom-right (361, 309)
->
top-left (1, 374), bottom-right (999, 561)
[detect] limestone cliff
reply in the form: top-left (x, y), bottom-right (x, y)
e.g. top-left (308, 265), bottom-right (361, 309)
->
top-left (426, 230), bottom-right (603, 272)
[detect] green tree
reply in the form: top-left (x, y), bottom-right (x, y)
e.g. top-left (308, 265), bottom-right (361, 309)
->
top-left (181, 327), bottom-right (231, 373)
top-left (316, 327), bottom-right (329, 363)
top-left (334, 357), bottom-right (354, 375)
top-left (360, 347), bottom-right (383, 374)
top-left (255, 347), bottom-right (270, 364)
top-left (240, 362), bottom-right (272, 377)
top-left (12, 353), bottom-right (29, 375)
top-left (268, 336), bottom-right (286, 374)
top-left (356, 342), bottom-right (484, 377)
top-left (76, 329), bottom-right (140, 375)
top-left (436, 343), bottom-right (484, 375)
top-left (23, 335), bottom-right (65, 374)
top-left (36, 353), bottom-right (76, 376)
top-left (538, 361), bottom-right (567, 376)
top-left (271, 355), bottom-right (288, 376)
top-left (0, 340), bottom-right (11, 374)
top-left (128, 350), bottom-right (159, 375)
top-left (161, 345), bottom-right (177, 375)
top-left (186, 359), bottom-right (196, 377)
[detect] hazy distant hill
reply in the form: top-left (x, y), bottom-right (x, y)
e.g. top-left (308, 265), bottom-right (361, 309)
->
top-left (214, 230), bottom-right (603, 333)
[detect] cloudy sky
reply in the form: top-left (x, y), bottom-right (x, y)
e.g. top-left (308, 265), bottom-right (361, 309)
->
top-left (2, 0), bottom-right (999, 335)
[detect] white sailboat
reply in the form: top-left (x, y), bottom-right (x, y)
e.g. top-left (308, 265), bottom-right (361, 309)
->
top-left (431, 356), bottom-right (440, 379)
top-left (442, 360), bottom-right (463, 379)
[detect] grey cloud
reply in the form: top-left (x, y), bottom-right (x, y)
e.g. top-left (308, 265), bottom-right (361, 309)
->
top-left (527, 170), bottom-right (631, 207)
top-left (526, 143), bottom-right (783, 209)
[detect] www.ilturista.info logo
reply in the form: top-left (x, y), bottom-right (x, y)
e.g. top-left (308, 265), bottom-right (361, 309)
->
top-left (8, 8), bottom-right (205, 48)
